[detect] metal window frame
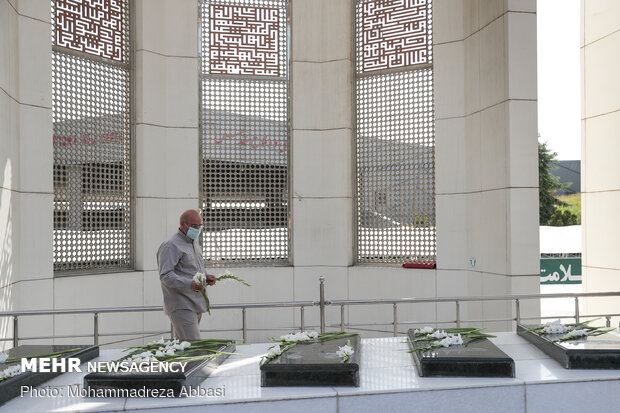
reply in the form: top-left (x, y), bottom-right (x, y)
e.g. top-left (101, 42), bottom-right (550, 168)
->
top-left (52, 0), bottom-right (135, 275)
top-left (352, 0), bottom-right (436, 265)
top-left (197, 0), bottom-right (292, 266)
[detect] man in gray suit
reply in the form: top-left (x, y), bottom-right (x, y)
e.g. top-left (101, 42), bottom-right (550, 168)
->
top-left (156, 209), bottom-right (216, 340)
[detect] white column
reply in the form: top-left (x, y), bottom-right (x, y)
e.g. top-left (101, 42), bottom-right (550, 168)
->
top-left (435, 0), bottom-right (539, 331)
top-left (581, 0), bottom-right (620, 320)
top-left (0, 0), bottom-right (54, 346)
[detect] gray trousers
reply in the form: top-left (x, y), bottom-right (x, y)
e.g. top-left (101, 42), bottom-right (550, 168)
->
top-left (169, 309), bottom-right (202, 341)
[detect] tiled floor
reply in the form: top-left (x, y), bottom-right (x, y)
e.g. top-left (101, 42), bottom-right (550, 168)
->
top-left (2, 333), bottom-right (620, 412)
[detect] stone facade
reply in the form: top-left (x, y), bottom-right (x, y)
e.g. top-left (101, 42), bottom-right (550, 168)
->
top-left (0, 0), bottom-right (539, 347)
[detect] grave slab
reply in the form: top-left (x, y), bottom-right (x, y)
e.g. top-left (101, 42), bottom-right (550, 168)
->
top-left (517, 324), bottom-right (620, 369)
top-left (0, 344), bottom-right (99, 405)
top-left (407, 329), bottom-right (515, 377)
top-left (260, 335), bottom-right (361, 387)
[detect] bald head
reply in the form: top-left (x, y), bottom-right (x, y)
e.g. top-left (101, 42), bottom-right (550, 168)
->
top-left (180, 209), bottom-right (201, 226)
top-left (179, 209), bottom-right (202, 236)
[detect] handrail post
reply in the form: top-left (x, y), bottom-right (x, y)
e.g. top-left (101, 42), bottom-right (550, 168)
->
top-left (515, 299), bottom-right (521, 325)
top-left (341, 305), bottom-right (345, 331)
top-left (93, 312), bottom-right (99, 346)
top-left (455, 300), bottom-right (461, 328)
top-left (606, 316), bottom-right (611, 328)
top-left (393, 303), bottom-right (398, 337)
top-left (242, 308), bottom-right (247, 343)
top-left (300, 306), bottom-right (305, 331)
top-left (13, 316), bottom-right (18, 347)
top-left (319, 276), bottom-right (326, 334)
top-left (574, 297), bottom-right (580, 324)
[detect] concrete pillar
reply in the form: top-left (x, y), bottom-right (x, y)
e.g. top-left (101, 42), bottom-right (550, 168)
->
top-left (581, 0), bottom-right (620, 322)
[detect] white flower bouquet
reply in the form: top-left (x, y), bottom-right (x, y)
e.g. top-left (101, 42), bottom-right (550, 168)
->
top-left (525, 318), bottom-right (613, 343)
top-left (409, 327), bottom-right (495, 353)
top-left (260, 331), bottom-right (358, 365)
top-left (336, 340), bottom-right (355, 362)
top-left (194, 270), bottom-right (250, 315)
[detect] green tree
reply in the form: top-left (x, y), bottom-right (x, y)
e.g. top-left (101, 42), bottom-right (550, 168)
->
top-left (539, 141), bottom-right (568, 225)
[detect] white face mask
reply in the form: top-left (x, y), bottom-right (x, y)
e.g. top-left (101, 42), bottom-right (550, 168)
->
top-left (186, 225), bottom-right (202, 240)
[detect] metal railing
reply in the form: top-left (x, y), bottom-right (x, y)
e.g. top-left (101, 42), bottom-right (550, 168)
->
top-left (1, 277), bottom-right (619, 347)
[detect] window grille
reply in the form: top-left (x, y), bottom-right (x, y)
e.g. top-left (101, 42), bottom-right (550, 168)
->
top-left (52, 0), bottom-right (131, 272)
top-left (355, 0), bottom-right (436, 264)
top-left (199, 0), bottom-right (289, 264)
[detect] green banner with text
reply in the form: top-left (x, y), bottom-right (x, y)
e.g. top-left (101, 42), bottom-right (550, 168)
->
top-left (540, 258), bottom-right (582, 284)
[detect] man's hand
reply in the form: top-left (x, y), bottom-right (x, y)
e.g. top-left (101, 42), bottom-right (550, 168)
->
top-left (191, 281), bottom-right (205, 292)
top-left (206, 274), bottom-right (216, 286)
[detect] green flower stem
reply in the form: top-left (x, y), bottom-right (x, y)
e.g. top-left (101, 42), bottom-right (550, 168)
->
top-left (408, 327), bottom-right (496, 353)
top-left (199, 274), bottom-right (251, 315)
top-left (202, 290), bottom-right (211, 315)
top-left (215, 274), bottom-right (251, 286)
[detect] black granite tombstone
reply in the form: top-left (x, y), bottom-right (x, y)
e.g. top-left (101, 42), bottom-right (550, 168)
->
top-left (0, 344), bottom-right (99, 405)
top-left (260, 335), bottom-right (361, 387)
top-left (83, 342), bottom-right (235, 396)
top-left (517, 324), bottom-right (620, 369)
top-left (407, 329), bottom-right (515, 377)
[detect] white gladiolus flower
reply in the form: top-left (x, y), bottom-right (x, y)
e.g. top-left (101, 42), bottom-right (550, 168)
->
top-left (415, 326), bottom-right (434, 334)
top-left (563, 329), bottom-right (588, 339)
top-left (0, 352), bottom-right (8, 364)
top-left (280, 331), bottom-right (316, 342)
top-left (336, 344), bottom-right (354, 359)
top-left (180, 341), bottom-right (191, 350)
top-left (155, 350), bottom-right (164, 357)
top-left (542, 320), bottom-right (572, 335)
top-left (193, 272), bottom-right (205, 285)
top-left (430, 330), bottom-right (448, 339)
top-left (1, 365), bottom-right (22, 380)
top-left (166, 349), bottom-right (176, 356)
top-left (438, 334), bottom-right (463, 347)
top-left (267, 344), bottom-right (282, 357)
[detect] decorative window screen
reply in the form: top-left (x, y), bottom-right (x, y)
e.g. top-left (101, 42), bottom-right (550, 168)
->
top-left (52, 0), bottom-right (131, 272)
top-left (199, 0), bottom-right (289, 264)
top-left (355, 0), bottom-right (436, 264)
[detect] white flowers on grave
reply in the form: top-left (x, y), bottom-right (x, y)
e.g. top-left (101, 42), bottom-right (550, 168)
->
top-left (414, 326), bottom-right (434, 335)
top-left (336, 340), bottom-right (355, 362)
top-left (267, 344), bottom-right (282, 358)
top-left (409, 327), bottom-right (492, 353)
top-left (562, 329), bottom-right (588, 340)
top-left (0, 352), bottom-right (23, 383)
top-left (527, 318), bottom-right (613, 343)
top-left (0, 365), bottom-right (21, 382)
top-left (280, 331), bottom-right (319, 343)
top-left (438, 334), bottom-right (463, 348)
top-left (542, 320), bottom-right (572, 335)
top-left (261, 330), bottom-right (321, 365)
top-left (128, 338), bottom-right (191, 364)
top-left (430, 330), bottom-right (449, 339)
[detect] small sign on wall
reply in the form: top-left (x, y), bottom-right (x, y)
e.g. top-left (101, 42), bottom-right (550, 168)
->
top-left (540, 258), bottom-right (582, 284)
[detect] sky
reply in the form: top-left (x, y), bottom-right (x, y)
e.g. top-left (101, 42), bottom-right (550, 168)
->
top-left (537, 0), bottom-right (581, 160)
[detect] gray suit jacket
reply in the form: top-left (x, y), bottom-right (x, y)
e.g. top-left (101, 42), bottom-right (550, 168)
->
top-left (156, 230), bottom-right (208, 314)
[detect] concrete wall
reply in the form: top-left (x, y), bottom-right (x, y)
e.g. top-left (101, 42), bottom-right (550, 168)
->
top-left (434, 0), bottom-right (540, 331)
top-left (0, 0), bottom-right (55, 350)
top-left (581, 0), bottom-right (620, 322)
top-left (0, 0), bottom-right (540, 349)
